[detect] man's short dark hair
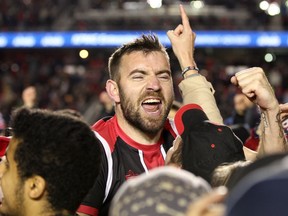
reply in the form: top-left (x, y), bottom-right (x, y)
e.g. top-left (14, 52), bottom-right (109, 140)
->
top-left (108, 34), bottom-right (169, 82)
top-left (10, 107), bottom-right (102, 213)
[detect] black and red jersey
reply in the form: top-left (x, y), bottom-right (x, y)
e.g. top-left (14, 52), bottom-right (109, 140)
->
top-left (78, 115), bottom-right (177, 216)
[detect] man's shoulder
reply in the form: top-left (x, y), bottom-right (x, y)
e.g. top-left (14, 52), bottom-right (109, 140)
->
top-left (92, 116), bottom-right (115, 132)
top-left (91, 116), bottom-right (118, 151)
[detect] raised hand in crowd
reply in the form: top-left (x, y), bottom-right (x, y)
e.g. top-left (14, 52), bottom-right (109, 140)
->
top-left (231, 67), bottom-right (288, 156)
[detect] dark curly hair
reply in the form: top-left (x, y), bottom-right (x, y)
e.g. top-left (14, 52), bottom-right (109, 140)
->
top-left (10, 107), bottom-right (102, 213)
top-left (108, 34), bottom-right (170, 82)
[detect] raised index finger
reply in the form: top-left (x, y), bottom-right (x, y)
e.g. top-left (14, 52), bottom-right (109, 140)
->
top-left (179, 4), bottom-right (191, 30)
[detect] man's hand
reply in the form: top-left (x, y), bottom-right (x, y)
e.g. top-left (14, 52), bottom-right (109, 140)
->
top-left (231, 67), bottom-right (287, 156)
top-left (166, 4), bottom-right (196, 71)
top-left (186, 187), bottom-right (227, 216)
top-left (230, 67), bottom-right (278, 111)
top-left (280, 103), bottom-right (288, 113)
top-left (165, 136), bottom-right (182, 167)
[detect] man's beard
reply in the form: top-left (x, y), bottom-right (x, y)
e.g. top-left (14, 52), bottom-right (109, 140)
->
top-left (2, 181), bottom-right (25, 216)
top-left (119, 88), bottom-right (172, 135)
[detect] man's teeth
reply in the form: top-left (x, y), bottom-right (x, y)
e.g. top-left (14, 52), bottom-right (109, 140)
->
top-left (143, 99), bottom-right (160, 104)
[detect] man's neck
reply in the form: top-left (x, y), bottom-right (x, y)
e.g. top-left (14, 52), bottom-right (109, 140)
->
top-left (116, 115), bottom-right (163, 145)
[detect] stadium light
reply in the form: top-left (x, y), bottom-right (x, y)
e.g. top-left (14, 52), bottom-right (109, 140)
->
top-left (190, 0), bottom-right (204, 9)
top-left (259, 1), bottom-right (269, 11)
top-left (267, 2), bottom-right (281, 16)
top-left (147, 0), bottom-right (162, 9)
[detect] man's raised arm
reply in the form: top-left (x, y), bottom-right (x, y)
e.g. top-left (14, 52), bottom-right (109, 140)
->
top-left (167, 5), bottom-right (223, 124)
top-left (231, 67), bottom-right (288, 158)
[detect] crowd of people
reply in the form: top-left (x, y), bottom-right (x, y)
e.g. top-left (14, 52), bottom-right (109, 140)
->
top-left (1, 46), bottom-right (288, 132)
top-left (0, 0), bottom-right (70, 31)
top-left (0, 3), bottom-right (288, 216)
top-left (1, 0), bottom-right (283, 31)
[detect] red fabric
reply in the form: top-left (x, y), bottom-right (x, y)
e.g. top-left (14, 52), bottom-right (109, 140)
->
top-left (77, 205), bottom-right (99, 216)
top-left (244, 129), bottom-right (259, 151)
top-left (0, 136), bottom-right (10, 156)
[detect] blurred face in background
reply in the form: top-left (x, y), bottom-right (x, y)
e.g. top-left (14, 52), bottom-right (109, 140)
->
top-left (234, 93), bottom-right (250, 115)
top-left (22, 86), bottom-right (37, 108)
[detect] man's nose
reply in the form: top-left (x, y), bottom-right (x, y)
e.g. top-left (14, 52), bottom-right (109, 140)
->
top-left (146, 76), bottom-right (161, 91)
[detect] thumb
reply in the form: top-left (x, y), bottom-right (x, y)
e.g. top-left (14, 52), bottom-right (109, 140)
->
top-left (230, 76), bottom-right (238, 86)
top-left (280, 103), bottom-right (288, 113)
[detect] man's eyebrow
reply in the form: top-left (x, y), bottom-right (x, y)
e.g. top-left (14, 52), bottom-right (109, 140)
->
top-left (156, 70), bottom-right (172, 75)
top-left (128, 69), bottom-right (171, 77)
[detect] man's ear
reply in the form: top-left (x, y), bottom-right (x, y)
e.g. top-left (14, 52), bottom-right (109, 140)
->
top-left (106, 79), bottom-right (120, 103)
top-left (26, 175), bottom-right (46, 199)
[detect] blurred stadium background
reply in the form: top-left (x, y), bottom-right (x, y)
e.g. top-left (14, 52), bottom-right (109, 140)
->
top-left (0, 0), bottom-right (288, 128)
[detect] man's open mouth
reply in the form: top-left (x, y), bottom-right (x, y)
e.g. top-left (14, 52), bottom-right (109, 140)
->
top-left (142, 98), bottom-right (162, 113)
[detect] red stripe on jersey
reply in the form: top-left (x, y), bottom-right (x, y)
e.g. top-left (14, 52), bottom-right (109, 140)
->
top-left (143, 148), bottom-right (165, 170)
top-left (77, 204), bottom-right (99, 216)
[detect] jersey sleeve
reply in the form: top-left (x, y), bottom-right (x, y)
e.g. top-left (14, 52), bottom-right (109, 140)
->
top-left (77, 144), bottom-right (108, 216)
top-left (178, 75), bottom-right (223, 124)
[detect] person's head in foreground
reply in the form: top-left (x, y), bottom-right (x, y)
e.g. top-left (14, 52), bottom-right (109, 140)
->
top-left (109, 166), bottom-right (211, 216)
top-left (0, 107), bottom-right (102, 216)
top-left (225, 153), bottom-right (288, 216)
top-left (210, 160), bottom-right (252, 188)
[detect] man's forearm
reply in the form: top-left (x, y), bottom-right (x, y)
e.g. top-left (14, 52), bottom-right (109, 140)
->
top-left (257, 106), bottom-right (288, 156)
top-left (179, 75), bottom-right (223, 124)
